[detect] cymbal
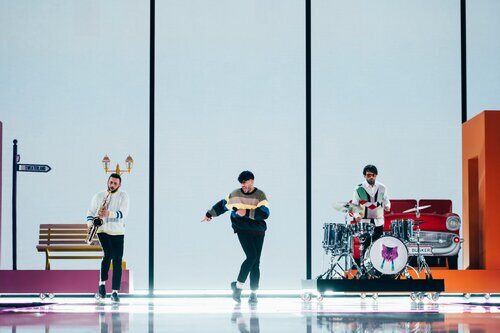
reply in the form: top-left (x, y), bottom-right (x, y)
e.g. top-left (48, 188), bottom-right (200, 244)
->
top-left (332, 201), bottom-right (357, 213)
top-left (402, 205), bottom-right (431, 214)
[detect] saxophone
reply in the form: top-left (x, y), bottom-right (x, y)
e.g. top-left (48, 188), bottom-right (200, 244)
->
top-left (86, 191), bottom-right (111, 245)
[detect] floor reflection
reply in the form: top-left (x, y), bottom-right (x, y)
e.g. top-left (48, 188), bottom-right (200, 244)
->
top-left (99, 310), bottom-right (124, 333)
top-left (231, 304), bottom-right (260, 333)
top-left (315, 312), bottom-right (443, 333)
top-left (0, 306), bottom-right (130, 332)
top-left (0, 296), bottom-right (498, 333)
top-left (313, 311), bottom-right (500, 333)
top-left (310, 298), bottom-right (500, 333)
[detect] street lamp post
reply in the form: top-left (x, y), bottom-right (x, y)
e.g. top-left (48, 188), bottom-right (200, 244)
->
top-left (101, 155), bottom-right (134, 175)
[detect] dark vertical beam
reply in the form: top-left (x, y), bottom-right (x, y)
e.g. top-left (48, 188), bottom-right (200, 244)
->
top-left (461, 0), bottom-right (467, 123)
top-left (12, 140), bottom-right (18, 270)
top-left (305, 0), bottom-right (312, 280)
top-left (149, 0), bottom-right (155, 295)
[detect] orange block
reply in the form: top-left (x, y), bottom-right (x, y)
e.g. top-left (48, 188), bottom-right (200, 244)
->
top-left (432, 270), bottom-right (500, 293)
top-left (462, 111), bottom-right (500, 270)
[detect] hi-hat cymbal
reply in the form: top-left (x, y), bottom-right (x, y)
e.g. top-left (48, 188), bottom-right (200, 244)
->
top-left (332, 201), bottom-right (357, 213)
top-left (402, 205), bottom-right (432, 213)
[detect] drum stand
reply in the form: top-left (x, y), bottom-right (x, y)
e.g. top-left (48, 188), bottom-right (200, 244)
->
top-left (318, 234), bottom-right (362, 280)
top-left (399, 221), bottom-right (433, 280)
top-left (414, 221), bottom-right (432, 279)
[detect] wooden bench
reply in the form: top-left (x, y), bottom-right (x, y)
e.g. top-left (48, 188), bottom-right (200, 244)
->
top-left (36, 224), bottom-right (103, 270)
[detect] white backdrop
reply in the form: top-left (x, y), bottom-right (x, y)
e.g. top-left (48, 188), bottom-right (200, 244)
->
top-left (0, 1), bottom-right (150, 288)
top-left (154, 0), bottom-right (306, 289)
top-left (467, 0), bottom-right (500, 119)
top-left (311, 0), bottom-right (462, 274)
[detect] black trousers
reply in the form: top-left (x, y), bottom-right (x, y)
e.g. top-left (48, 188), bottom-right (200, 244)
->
top-left (98, 233), bottom-right (124, 291)
top-left (236, 232), bottom-right (265, 291)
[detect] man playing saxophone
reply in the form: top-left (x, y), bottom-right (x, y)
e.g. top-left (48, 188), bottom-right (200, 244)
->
top-left (86, 173), bottom-right (129, 303)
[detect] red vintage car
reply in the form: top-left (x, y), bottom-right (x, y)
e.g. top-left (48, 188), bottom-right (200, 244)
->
top-left (353, 199), bottom-right (462, 269)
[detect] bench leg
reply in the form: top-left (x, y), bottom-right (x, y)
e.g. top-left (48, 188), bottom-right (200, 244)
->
top-left (45, 250), bottom-right (51, 270)
top-left (109, 261), bottom-right (127, 270)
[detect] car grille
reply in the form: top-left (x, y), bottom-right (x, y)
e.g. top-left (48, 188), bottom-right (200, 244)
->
top-left (411, 231), bottom-right (454, 248)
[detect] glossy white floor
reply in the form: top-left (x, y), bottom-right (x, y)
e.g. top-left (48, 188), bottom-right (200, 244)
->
top-left (0, 294), bottom-right (499, 332)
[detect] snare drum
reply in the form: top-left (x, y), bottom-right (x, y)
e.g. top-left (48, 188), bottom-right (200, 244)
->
top-left (322, 223), bottom-right (348, 254)
top-left (390, 219), bottom-right (414, 242)
top-left (363, 236), bottom-right (409, 278)
top-left (348, 222), bottom-right (375, 237)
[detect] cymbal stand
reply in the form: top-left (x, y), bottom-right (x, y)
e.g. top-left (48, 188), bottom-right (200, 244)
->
top-left (399, 206), bottom-right (433, 279)
top-left (414, 221), bottom-right (432, 279)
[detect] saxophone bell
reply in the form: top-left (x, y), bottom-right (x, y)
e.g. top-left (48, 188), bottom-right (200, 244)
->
top-left (92, 217), bottom-right (104, 228)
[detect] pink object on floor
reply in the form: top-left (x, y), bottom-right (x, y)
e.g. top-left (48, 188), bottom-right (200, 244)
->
top-left (0, 270), bottom-right (131, 293)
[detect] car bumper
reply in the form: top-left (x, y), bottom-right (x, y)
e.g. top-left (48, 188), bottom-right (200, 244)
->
top-left (406, 231), bottom-right (461, 257)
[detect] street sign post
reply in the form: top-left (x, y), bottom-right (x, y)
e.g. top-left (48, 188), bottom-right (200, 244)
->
top-left (12, 140), bottom-right (52, 270)
top-left (17, 164), bottom-right (52, 173)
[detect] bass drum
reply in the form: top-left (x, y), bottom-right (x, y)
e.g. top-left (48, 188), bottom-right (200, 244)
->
top-left (363, 236), bottom-right (408, 278)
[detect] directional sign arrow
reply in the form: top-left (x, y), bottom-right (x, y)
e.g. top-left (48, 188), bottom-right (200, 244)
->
top-left (17, 164), bottom-right (52, 173)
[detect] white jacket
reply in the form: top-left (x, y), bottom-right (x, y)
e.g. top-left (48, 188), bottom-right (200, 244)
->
top-left (86, 190), bottom-right (129, 235)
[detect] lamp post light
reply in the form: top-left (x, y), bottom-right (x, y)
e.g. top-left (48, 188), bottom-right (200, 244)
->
top-left (102, 155), bottom-right (111, 173)
top-left (125, 155), bottom-right (134, 173)
top-left (102, 155), bottom-right (134, 175)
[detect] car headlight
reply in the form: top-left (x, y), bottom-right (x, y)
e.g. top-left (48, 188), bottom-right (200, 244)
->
top-left (446, 216), bottom-right (461, 231)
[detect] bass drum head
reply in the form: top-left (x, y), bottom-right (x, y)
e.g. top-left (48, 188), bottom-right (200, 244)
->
top-left (365, 236), bottom-right (408, 276)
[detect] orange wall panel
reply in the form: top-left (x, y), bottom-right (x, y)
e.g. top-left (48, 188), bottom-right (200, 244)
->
top-left (462, 111), bottom-right (500, 270)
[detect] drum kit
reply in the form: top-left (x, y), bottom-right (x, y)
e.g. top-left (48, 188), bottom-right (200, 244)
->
top-left (319, 202), bottom-right (433, 281)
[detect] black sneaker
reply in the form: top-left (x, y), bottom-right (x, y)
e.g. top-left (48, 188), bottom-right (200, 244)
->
top-left (230, 282), bottom-right (242, 303)
top-left (111, 291), bottom-right (120, 303)
top-left (248, 292), bottom-right (258, 305)
top-left (98, 285), bottom-right (106, 299)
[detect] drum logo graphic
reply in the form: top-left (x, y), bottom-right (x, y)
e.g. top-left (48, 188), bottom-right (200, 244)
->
top-left (381, 245), bottom-right (399, 272)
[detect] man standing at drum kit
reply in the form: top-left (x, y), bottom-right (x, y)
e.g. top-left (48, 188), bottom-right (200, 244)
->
top-left (352, 165), bottom-right (391, 260)
top-left (201, 171), bottom-right (270, 305)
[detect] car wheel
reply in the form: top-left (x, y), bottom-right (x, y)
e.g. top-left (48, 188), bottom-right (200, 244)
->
top-left (447, 255), bottom-right (458, 270)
